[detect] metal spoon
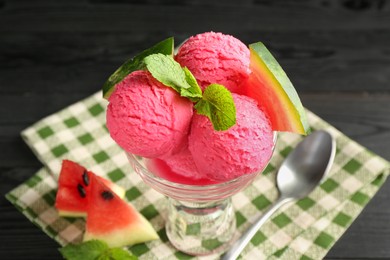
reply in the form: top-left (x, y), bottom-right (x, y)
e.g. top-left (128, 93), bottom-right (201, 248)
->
top-left (222, 130), bottom-right (336, 260)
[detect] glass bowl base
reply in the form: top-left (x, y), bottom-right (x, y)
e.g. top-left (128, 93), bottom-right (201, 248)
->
top-left (165, 197), bottom-right (236, 256)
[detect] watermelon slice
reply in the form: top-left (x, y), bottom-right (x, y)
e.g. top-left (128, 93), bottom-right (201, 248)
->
top-left (83, 176), bottom-right (159, 247)
top-left (243, 42), bottom-right (310, 135)
top-left (55, 160), bottom-right (125, 217)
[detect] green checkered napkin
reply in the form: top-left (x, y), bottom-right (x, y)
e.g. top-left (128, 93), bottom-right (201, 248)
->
top-left (6, 92), bottom-right (390, 259)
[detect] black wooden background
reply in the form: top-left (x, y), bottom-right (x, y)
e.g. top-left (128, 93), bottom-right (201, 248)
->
top-left (1, 0), bottom-right (390, 259)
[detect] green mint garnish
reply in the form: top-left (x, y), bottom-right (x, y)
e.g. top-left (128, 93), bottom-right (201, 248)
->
top-left (194, 84), bottom-right (236, 131)
top-left (144, 54), bottom-right (236, 131)
top-left (103, 37), bottom-right (174, 99)
top-left (144, 54), bottom-right (202, 101)
top-left (59, 240), bottom-right (137, 260)
top-left (182, 66), bottom-right (204, 102)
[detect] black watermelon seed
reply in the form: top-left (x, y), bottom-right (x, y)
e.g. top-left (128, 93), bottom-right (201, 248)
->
top-left (82, 170), bottom-right (89, 186)
top-left (101, 190), bottom-right (114, 200)
top-left (77, 183), bottom-right (86, 198)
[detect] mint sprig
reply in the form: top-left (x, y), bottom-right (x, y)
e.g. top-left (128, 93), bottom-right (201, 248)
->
top-left (195, 84), bottom-right (236, 131)
top-left (144, 54), bottom-right (202, 101)
top-left (144, 54), bottom-right (236, 131)
top-left (59, 240), bottom-right (137, 260)
top-left (103, 37), bottom-right (174, 99)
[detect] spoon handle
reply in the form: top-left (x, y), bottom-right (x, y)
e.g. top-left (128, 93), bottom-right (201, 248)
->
top-left (221, 197), bottom-right (292, 260)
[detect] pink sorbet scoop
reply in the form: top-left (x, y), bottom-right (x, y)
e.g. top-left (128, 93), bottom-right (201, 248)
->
top-left (189, 93), bottom-right (274, 182)
top-left (106, 70), bottom-right (193, 158)
top-left (175, 32), bottom-right (250, 94)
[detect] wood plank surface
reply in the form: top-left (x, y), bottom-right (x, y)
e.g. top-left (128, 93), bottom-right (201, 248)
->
top-left (0, 0), bottom-right (389, 259)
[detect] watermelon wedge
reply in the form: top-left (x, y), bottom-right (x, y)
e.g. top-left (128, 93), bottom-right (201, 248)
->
top-left (243, 42), bottom-right (310, 135)
top-left (55, 160), bottom-right (125, 217)
top-left (83, 176), bottom-right (159, 247)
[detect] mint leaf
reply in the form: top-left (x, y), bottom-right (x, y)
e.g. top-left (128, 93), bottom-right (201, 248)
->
top-left (59, 240), bottom-right (138, 260)
top-left (59, 240), bottom-right (106, 260)
top-left (182, 67), bottom-right (203, 102)
top-left (144, 54), bottom-right (202, 100)
top-left (194, 84), bottom-right (236, 131)
top-left (144, 53), bottom-right (190, 90)
top-left (103, 37), bottom-right (174, 99)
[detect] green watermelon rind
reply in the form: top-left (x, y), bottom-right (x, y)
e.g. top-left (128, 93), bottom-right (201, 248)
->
top-left (102, 37), bottom-right (175, 99)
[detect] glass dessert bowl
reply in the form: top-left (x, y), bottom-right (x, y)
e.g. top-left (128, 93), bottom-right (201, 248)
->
top-left (126, 134), bottom-right (277, 256)
top-left (103, 29), bottom-right (309, 256)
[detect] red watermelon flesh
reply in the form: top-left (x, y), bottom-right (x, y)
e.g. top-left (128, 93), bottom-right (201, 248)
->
top-left (55, 160), bottom-right (125, 217)
top-left (55, 186), bottom-right (88, 217)
top-left (83, 176), bottom-right (159, 247)
top-left (57, 159), bottom-right (87, 187)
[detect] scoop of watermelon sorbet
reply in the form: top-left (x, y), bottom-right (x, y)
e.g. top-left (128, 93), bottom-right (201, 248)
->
top-left (175, 32), bottom-right (250, 94)
top-left (188, 93), bottom-right (274, 182)
top-left (106, 70), bottom-right (193, 158)
top-left (146, 146), bottom-right (218, 185)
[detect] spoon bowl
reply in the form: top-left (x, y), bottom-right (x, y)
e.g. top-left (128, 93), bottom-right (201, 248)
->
top-left (277, 130), bottom-right (336, 199)
top-left (222, 130), bottom-right (336, 260)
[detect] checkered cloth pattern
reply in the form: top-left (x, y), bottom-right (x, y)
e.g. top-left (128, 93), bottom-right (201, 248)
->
top-left (6, 92), bottom-right (390, 259)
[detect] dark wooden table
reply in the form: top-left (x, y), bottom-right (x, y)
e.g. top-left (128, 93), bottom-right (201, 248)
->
top-left (1, 1), bottom-right (389, 259)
